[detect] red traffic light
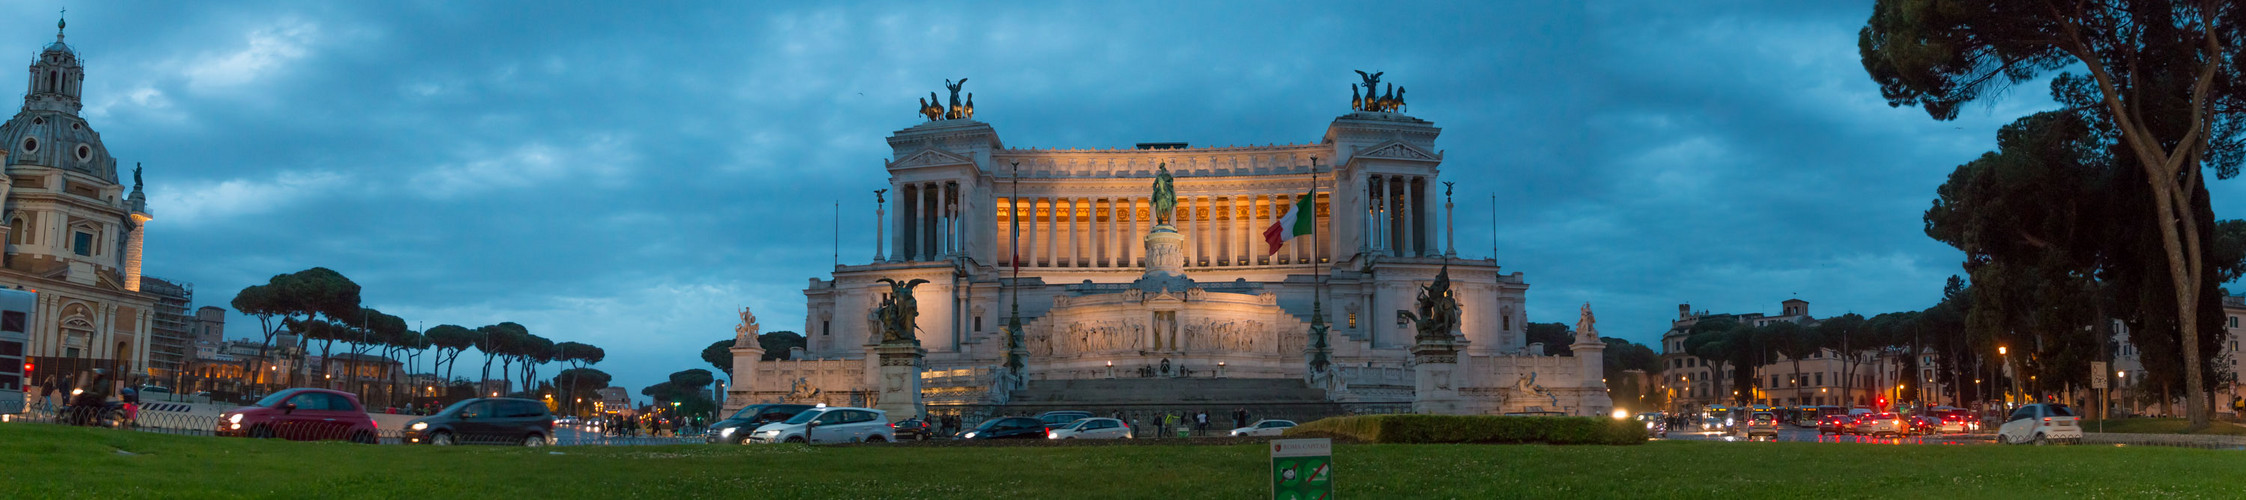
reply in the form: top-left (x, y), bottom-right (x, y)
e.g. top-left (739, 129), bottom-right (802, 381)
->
top-left (20, 362), bottom-right (28, 373)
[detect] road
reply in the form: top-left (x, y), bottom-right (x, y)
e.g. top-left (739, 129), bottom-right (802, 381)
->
top-left (1660, 425), bottom-right (1992, 445)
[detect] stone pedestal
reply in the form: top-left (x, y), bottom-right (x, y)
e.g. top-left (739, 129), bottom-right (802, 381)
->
top-left (874, 342), bottom-right (926, 422)
top-left (1411, 338), bottom-right (1461, 415)
top-left (724, 341), bottom-right (766, 414)
top-left (1570, 339), bottom-right (1613, 416)
top-left (1143, 225), bottom-right (1185, 278)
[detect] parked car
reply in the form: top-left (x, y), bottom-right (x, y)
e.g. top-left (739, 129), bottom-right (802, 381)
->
top-left (399, 398), bottom-right (556, 446)
top-left (1050, 417), bottom-right (1133, 439)
top-left (959, 416), bottom-right (1046, 440)
top-left (214, 388), bottom-right (379, 443)
top-left (892, 418), bottom-right (938, 441)
top-left (1743, 412), bottom-right (1781, 440)
top-left (746, 406), bottom-right (894, 444)
top-left (1816, 414), bottom-right (1851, 436)
top-left (1229, 419), bottom-right (1299, 437)
top-left (710, 403), bottom-right (814, 444)
top-left (1854, 412), bottom-right (1906, 436)
top-left (1036, 411), bottom-right (1093, 432)
top-left (1995, 404), bottom-right (2082, 445)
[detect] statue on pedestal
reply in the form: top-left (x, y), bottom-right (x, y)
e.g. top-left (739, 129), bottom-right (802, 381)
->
top-left (734, 307), bottom-right (760, 346)
top-left (1397, 264), bottom-right (1461, 344)
top-left (1575, 303), bottom-right (1599, 344)
top-left (1151, 163), bottom-right (1177, 225)
top-left (874, 278), bottom-right (930, 344)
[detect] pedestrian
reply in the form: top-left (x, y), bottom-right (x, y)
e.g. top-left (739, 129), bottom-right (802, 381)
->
top-left (1195, 410), bottom-right (1208, 436)
top-left (1234, 407), bottom-right (1247, 429)
top-left (1163, 412), bottom-right (1177, 437)
top-left (35, 374), bottom-right (56, 412)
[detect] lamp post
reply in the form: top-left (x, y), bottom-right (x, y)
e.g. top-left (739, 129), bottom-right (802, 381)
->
top-left (1997, 346), bottom-right (2009, 408)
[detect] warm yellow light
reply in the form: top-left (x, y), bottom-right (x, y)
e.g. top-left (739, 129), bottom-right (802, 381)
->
top-left (1611, 409), bottom-right (1629, 419)
top-left (2117, 371), bottom-right (2126, 378)
top-left (1998, 347), bottom-right (2007, 355)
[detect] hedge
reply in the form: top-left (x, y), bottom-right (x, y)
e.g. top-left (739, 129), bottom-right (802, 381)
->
top-left (1282, 414), bottom-right (1646, 445)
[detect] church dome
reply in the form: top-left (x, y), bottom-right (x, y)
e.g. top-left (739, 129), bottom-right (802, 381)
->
top-left (0, 110), bottom-right (118, 183)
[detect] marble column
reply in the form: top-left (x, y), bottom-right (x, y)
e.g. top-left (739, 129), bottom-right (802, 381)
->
top-left (1043, 197), bottom-right (1056, 267)
top-left (1127, 197), bottom-right (1140, 266)
top-left (1182, 196), bottom-right (1196, 267)
top-left (1445, 191), bottom-right (1457, 257)
top-left (1401, 176), bottom-right (1416, 257)
top-left (1358, 176), bottom-right (1373, 255)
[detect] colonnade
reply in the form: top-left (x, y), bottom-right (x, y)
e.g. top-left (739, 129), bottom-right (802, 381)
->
top-left (996, 193), bottom-right (1328, 269)
top-left (1363, 174), bottom-right (1436, 258)
top-left (894, 181), bottom-right (966, 262)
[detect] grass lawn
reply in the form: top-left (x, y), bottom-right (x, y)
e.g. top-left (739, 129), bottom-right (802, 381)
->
top-left (2077, 418), bottom-right (2246, 436)
top-left (4, 424), bottom-right (2244, 499)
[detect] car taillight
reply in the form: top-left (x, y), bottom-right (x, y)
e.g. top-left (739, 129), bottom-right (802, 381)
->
top-left (888, 423), bottom-right (896, 429)
top-left (2041, 417), bottom-right (2051, 426)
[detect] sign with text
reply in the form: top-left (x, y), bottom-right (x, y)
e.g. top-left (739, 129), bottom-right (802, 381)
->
top-left (2091, 361), bottom-right (2108, 390)
top-left (1270, 438), bottom-right (1333, 500)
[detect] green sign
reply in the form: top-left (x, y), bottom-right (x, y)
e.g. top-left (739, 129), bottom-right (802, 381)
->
top-left (1270, 438), bottom-right (1333, 500)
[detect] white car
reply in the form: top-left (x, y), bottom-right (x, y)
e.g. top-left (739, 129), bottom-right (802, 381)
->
top-left (1229, 419), bottom-right (1298, 437)
top-left (1048, 417), bottom-right (1132, 439)
top-left (1995, 404), bottom-right (2081, 445)
top-left (746, 406), bottom-right (895, 444)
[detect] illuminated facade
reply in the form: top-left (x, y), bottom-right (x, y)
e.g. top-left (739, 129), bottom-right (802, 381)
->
top-left (731, 78), bottom-right (1611, 419)
top-left (0, 18), bottom-right (157, 382)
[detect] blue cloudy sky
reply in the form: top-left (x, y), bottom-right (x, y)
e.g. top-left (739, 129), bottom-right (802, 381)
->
top-left (16, 1), bottom-right (2243, 400)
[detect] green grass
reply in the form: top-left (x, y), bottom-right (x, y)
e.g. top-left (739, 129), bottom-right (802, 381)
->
top-left (2078, 418), bottom-right (2246, 435)
top-left (3, 424), bottom-right (2244, 498)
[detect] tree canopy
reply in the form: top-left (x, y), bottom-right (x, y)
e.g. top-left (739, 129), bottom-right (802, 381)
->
top-left (1861, 0), bottom-right (2244, 427)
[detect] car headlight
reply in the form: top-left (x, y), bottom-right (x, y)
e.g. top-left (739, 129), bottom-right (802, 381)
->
top-left (228, 414), bottom-right (244, 424)
top-left (962, 431), bottom-right (978, 439)
top-left (410, 422), bottom-right (427, 431)
top-left (720, 427), bottom-right (736, 438)
top-left (72, 388), bottom-right (83, 396)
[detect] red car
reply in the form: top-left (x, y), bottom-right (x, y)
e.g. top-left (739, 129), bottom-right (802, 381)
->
top-left (216, 388), bottom-right (380, 443)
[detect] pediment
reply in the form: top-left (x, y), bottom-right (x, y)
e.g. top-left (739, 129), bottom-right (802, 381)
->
top-left (1354, 140), bottom-right (1441, 162)
top-left (889, 148), bottom-right (976, 169)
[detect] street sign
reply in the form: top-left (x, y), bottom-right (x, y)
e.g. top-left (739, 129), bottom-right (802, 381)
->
top-left (1270, 438), bottom-right (1332, 500)
top-left (2090, 362), bottom-right (2108, 390)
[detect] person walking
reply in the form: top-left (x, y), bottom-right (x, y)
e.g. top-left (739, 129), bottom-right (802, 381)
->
top-left (35, 374), bottom-right (57, 412)
top-left (1194, 410), bottom-right (1208, 437)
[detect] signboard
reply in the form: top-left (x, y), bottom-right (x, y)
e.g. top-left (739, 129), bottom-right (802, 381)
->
top-left (1270, 438), bottom-right (1333, 500)
top-left (2090, 361), bottom-right (2108, 390)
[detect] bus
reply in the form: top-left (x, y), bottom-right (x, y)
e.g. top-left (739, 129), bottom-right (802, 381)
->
top-left (0, 288), bottom-right (33, 415)
top-left (1703, 405), bottom-right (1734, 431)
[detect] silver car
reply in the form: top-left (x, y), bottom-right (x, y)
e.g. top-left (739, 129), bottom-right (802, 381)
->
top-left (1049, 417), bottom-right (1133, 439)
top-left (1229, 419), bottom-right (1298, 437)
top-left (746, 406), bottom-right (895, 444)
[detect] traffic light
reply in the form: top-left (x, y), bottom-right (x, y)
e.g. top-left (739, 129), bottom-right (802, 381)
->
top-left (20, 362), bottom-right (29, 373)
top-left (1875, 396), bottom-right (1888, 409)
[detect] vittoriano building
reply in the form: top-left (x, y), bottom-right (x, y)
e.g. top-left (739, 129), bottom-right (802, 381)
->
top-left (728, 76), bottom-right (1609, 421)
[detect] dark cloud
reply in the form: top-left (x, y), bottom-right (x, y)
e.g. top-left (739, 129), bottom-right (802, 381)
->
top-left (13, 1), bottom-right (2229, 402)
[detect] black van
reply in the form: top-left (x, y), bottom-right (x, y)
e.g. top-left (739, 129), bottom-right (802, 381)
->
top-left (402, 398), bottom-right (557, 446)
top-left (710, 403), bottom-right (814, 444)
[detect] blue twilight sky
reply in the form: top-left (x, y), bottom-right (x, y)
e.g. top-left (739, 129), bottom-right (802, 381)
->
top-left (12, 1), bottom-right (2241, 402)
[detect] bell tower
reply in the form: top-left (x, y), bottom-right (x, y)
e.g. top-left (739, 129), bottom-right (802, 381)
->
top-left (26, 15), bottom-right (84, 115)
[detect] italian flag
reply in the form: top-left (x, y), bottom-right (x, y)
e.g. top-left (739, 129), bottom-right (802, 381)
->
top-left (1262, 190), bottom-right (1316, 254)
